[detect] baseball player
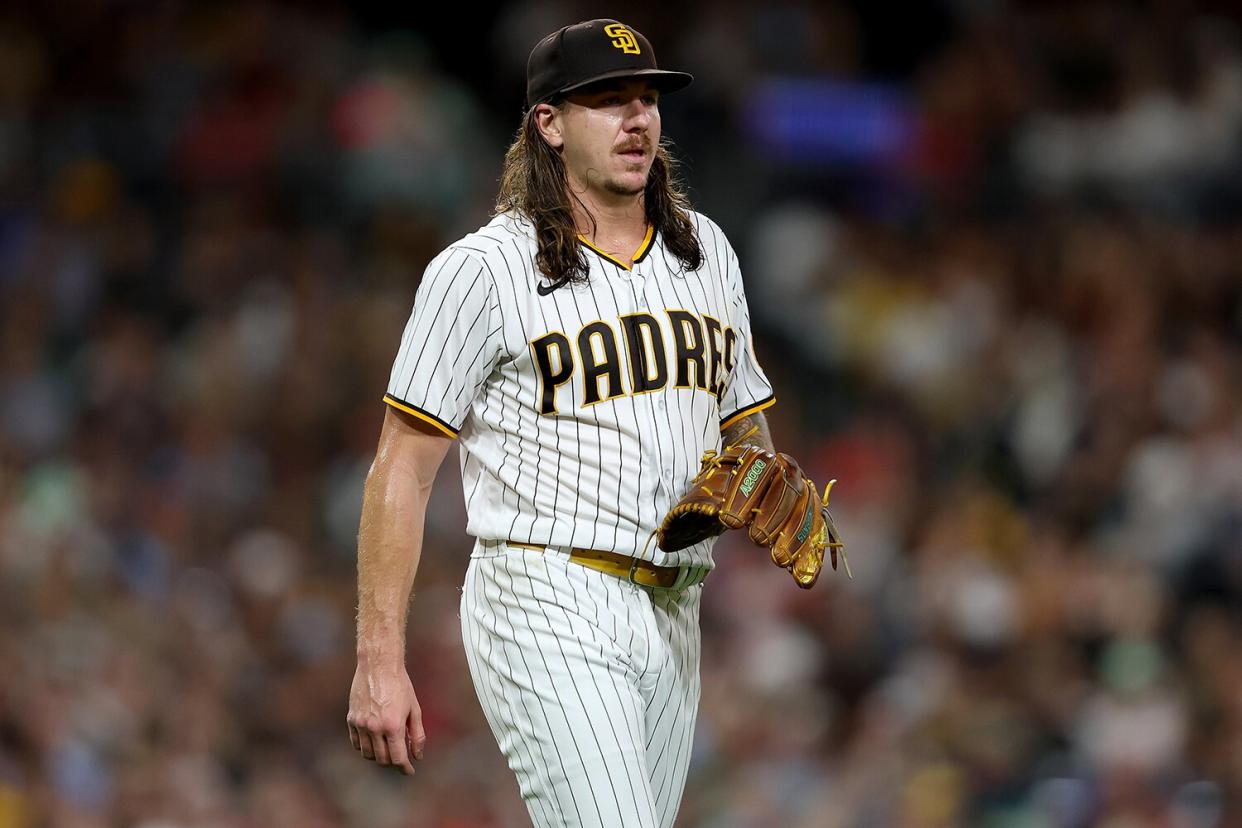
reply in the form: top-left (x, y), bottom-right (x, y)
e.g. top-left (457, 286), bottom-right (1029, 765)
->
top-left (347, 19), bottom-right (819, 827)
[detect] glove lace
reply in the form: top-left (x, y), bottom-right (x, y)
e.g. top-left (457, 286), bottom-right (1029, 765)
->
top-left (819, 479), bottom-right (851, 579)
top-left (696, 424), bottom-right (761, 496)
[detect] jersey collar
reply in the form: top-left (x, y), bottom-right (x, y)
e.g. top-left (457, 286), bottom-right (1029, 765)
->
top-left (576, 224), bottom-right (655, 271)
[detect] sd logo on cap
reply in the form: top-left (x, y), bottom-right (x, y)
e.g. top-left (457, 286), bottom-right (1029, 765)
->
top-left (604, 23), bottom-right (640, 55)
top-left (525, 19), bottom-right (693, 108)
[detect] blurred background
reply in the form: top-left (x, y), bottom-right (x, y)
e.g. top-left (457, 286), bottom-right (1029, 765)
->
top-left (2, 0), bottom-right (1242, 826)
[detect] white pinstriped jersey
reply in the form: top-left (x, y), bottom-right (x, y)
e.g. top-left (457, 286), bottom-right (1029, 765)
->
top-left (384, 210), bottom-right (774, 569)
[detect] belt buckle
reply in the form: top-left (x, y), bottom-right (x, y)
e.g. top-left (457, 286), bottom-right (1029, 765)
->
top-left (628, 556), bottom-right (672, 590)
top-left (627, 556), bottom-right (643, 587)
top-left (629, 556), bottom-right (703, 592)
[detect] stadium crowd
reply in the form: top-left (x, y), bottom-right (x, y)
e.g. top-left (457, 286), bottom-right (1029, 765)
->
top-left (1, 2), bottom-right (1241, 826)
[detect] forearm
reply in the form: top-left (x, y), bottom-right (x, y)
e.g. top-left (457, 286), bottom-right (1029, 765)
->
top-left (722, 410), bottom-right (775, 453)
top-left (355, 447), bottom-right (435, 668)
top-left (354, 408), bottom-right (454, 667)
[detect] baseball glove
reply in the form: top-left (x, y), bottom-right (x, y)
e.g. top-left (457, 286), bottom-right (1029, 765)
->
top-left (657, 441), bottom-right (849, 589)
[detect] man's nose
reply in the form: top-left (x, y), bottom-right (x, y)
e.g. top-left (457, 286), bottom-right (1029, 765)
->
top-left (622, 99), bottom-right (653, 130)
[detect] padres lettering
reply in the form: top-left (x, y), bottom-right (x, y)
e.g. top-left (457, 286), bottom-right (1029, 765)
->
top-left (604, 23), bottom-right (640, 55)
top-left (531, 310), bottom-right (737, 415)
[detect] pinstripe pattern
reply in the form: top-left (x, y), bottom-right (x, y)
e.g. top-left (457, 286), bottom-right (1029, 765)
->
top-left (388, 209), bottom-right (764, 824)
top-left (462, 542), bottom-right (701, 828)
top-left (385, 211), bottom-right (774, 570)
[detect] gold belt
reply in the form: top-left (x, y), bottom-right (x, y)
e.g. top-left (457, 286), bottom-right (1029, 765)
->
top-left (506, 541), bottom-right (688, 590)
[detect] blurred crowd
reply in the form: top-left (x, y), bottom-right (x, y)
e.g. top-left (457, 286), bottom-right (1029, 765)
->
top-left (2, 1), bottom-right (1241, 826)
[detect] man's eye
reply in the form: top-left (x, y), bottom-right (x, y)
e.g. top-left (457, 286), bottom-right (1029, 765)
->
top-left (643, 95), bottom-right (658, 106)
top-left (603, 96), bottom-right (621, 105)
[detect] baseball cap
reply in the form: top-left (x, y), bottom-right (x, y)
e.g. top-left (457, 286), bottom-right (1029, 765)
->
top-left (525, 19), bottom-right (694, 108)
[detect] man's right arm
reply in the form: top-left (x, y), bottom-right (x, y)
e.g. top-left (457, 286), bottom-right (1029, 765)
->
top-left (347, 406), bottom-right (453, 775)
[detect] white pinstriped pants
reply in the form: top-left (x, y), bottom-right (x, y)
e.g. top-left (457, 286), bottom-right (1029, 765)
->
top-left (461, 541), bottom-right (702, 828)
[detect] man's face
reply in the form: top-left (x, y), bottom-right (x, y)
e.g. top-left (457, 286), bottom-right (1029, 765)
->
top-left (549, 79), bottom-right (661, 199)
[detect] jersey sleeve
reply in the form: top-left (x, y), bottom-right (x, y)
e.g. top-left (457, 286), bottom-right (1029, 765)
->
top-left (719, 243), bottom-right (776, 429)
top-left (384, 247), bottom-right (501, 437)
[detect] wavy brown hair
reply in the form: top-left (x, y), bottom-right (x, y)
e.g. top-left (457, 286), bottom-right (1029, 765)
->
top-left (495, 105), bottom-right (703, 292)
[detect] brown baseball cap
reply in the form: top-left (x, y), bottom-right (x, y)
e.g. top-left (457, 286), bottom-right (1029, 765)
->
top-left (525, 19), bottom-right (694, 108)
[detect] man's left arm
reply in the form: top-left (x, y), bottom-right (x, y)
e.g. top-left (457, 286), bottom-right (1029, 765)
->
top-left (721, 409), bottom-right (774, 453)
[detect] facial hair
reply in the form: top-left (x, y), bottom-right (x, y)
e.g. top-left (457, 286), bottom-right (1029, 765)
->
top-left (602, 136), bottom-right (652, 197)
top-left (603, 176), bottom-right (646, 197)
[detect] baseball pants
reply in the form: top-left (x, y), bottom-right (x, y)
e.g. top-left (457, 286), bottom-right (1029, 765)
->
top-left (460, 540), bottom-right (702, 828)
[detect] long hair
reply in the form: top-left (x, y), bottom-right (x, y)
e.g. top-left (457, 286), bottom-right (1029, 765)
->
top-left (494, 106), bottom-right (703, 291)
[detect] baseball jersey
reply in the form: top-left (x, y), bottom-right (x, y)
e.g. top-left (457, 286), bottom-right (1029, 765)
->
top-left (384, 210), bottom-right (774, 570)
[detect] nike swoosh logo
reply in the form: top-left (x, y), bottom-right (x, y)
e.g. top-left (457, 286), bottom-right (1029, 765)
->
top-left (536, 277), bottom-right (569, 296)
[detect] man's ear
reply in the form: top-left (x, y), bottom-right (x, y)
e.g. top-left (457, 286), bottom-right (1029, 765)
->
top-left (532, 103), bottom-right (564, 149)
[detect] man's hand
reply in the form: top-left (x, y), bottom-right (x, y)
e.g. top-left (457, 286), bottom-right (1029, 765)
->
top-left (347, 662), bottom-right (425, 775)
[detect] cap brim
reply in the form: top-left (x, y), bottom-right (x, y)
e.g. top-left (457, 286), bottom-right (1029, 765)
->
top-left (555, 68), bottom-right (694, 99)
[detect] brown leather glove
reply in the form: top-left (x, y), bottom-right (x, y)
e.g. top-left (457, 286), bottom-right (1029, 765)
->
top-left (657, 444), bottom-right (849, 588)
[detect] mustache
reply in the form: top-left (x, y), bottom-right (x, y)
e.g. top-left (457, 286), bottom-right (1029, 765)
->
top-left (616, 139), bottom-right (652, 153)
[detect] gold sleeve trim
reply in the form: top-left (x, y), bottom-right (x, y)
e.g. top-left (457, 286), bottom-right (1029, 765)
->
top-left (720, 395), bottom-right (776, 430)
top-left (382, 395), bottom-right (459, 438)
